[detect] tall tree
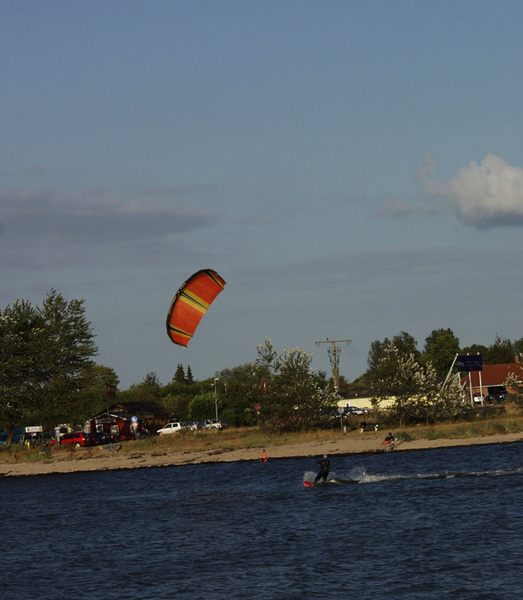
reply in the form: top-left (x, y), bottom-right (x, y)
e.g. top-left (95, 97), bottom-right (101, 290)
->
top-left (174, 364), bottom-right (186, 384)
top-left (460, 343), bottom-right (488, 360)
top-left (392, 331), bottom-right (419, 358)
top-left (258, 345), bottom-right (329, 431)
top-left (487, 335), bottom-right (514, 364)
top-left (369, 344), bottom-right (447, 425)
top-left (367, 338), bottom-right (391, 372)
top-left (0, 300), bottom-right (46, 435)
top-left (217, 363), bottom-right (260, 426)
top-left (143, 371), bottom-right (161, 386)
top-left (513, 338), bottom-right (523, 361)
top-left (76, 364), bottom-right (120, 421)
top-left (1, 292), bottom-right (98, 430)
top-left (423, 328), bottom-right (460, 382)
top-left (37, 290), bottom-right (97, 426)
top-left (367, 331), bottom-right (419, 382)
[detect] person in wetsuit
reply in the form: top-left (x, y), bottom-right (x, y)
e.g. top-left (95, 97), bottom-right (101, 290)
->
top-left (314, 455), bottom-right (331, 483)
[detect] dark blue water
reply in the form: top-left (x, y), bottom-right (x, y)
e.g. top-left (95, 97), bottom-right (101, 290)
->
top-left (2, 442), bottom-right (522, 599)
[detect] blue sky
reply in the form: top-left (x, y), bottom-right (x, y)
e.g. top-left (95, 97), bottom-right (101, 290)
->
top-left (2, 1), bottom-right (523, 388)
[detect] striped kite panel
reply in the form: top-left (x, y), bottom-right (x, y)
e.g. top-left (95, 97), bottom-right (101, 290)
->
top-left (166, 269), bottom-right (226, 347)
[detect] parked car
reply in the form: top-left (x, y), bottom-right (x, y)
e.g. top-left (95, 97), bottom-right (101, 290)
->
top-left (203, 419), bottom-right (223, 430)
top-left (343, 406), bottom-right (368, 416)
top-left (157, 422), bottom-right (186, 435)
top-left (92, 431), bottom-right (113, 445)
top-left (486, 392), bottom-right (507, 403)
top-left (185, 421), bottom-right (199, 431)
top-left (59, 432), bottom-right (94, 448)
top-left (19, 431), bottom-right (56, 447)
top-left (473, 394), bottom-right (485, 404)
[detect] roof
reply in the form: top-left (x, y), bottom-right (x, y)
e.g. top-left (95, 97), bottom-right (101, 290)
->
top-left (462, 362), bottom-right (523, 387)
top-left (106, 401), bottom-right (169, 419)
top-left (88, 412), bottom-right (130, 422)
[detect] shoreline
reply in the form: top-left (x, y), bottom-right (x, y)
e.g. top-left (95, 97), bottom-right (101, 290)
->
top-left (1, 430), bottom-right (522, 478)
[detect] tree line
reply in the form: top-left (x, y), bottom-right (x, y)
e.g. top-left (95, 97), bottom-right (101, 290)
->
top-left (2, 292), bottom-right (522, 435)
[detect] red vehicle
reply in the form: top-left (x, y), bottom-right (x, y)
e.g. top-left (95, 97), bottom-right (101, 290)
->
top-left (59, 432), bottom-right (94, 448)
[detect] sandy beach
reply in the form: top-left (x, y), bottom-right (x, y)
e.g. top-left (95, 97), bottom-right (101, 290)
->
top-left (1, 430), bottom-right (522, 478)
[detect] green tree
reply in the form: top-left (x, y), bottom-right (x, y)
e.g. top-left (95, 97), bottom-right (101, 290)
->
top-left (217, 364), bottom-right (257, 426)
top-left (392, 331), bottom-right (419, 358)
top-left (258, 345), bottom-right (330, 431)
top-left (370, 344), bottom-right (432, 425)
top-left (1, 291), bottom-right (98, 431)
top-left (75, 364), bottom-right (120, 422)
top-left (255, 339), bottom-right (278, 372)
top-left (486, 335), bottom-right (514, 364)
top-left (460, 343), bottom-right (488, 361)
top-left (513, 338), bottom-right (523, 361)
top-left (143, 371), bottom-right (161, 386)
top-left (367, 331), bottom-right (419, 382)
top-left (186, 365), bottom-right (194, 384)
top-left (367, 338), bottom-right (390, 372)
top-left (36, 291), bottom-right (97, 426)
top-left (422, 328), bottom-right (460, 382)
top-left (174, 364), bottom-right (186, 384)
top-left (0, 300), bottom-right (46, 435)
top-left (188, 392), bottom-right (214, 421)
top-left (122, 376), bottom-right (162, 405)
top-left (371, 343), bottom-right (466, 425)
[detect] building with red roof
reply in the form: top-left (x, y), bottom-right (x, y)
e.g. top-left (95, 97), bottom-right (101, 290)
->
top-left (461, 358), bottom-right (523, 400)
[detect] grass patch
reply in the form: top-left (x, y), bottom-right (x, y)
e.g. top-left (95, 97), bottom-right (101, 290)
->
top-left (390, 416), bottom-right (523, 443)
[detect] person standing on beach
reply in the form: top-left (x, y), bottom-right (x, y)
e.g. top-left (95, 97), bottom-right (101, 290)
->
top-left (314, 455), bottom-right (330, 483)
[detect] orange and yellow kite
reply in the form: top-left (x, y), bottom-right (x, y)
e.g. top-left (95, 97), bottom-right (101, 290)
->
top-left (166, 269), bottom-right (226, 347)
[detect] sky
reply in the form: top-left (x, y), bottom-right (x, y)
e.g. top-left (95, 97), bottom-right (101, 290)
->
top-left (2, 1), bottom-right (523, 389)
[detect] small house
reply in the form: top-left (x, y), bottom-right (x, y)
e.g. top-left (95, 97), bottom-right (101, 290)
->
top-left (461, 359), bottom-right (523, 400)
top-left (85, 401), bottom-right (169, 440)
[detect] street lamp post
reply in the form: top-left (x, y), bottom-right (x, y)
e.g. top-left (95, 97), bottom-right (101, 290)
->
top-left (214, 378), bottom-right (219, 423)
top-left (337, 406), bottom-right (345, 432)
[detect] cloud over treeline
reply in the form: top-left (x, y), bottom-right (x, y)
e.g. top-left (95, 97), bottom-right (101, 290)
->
top-left (419, 154), bottom-right (523, 228)
top-left (0, 186), bottom-right (216, 243)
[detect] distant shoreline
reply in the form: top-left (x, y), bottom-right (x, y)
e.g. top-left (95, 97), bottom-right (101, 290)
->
top-left (1, 430), bottom-right (522, 478)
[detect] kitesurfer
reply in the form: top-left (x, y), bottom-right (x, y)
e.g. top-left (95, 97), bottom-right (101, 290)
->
top-left (314, 455), bottom-right (331, 483)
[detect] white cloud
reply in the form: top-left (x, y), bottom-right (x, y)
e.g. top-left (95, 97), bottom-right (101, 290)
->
top-left (419, 154), bottom-right (523, 228)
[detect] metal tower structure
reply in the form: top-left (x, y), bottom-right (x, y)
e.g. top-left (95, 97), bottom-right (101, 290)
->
top-left (315, 338), bottom-right (351, 396)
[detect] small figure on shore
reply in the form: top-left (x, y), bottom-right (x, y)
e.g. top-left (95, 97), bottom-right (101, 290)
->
top-left (314, 455), bottom-right (331, 483)
top-left (261, 448), bottom-right (268, 463)
top-left (383, 432), bottom-right (395, 446)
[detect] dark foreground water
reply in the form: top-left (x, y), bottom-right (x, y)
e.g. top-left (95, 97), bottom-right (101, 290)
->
top-left (1, 442), bottom-right (523, 600)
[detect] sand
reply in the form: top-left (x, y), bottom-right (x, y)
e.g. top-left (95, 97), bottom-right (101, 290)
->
top-left (1, 430), bottom-right (522, 477)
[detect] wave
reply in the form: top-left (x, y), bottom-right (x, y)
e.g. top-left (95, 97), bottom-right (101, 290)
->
top-left (304, 466), bottom-right (523, 485)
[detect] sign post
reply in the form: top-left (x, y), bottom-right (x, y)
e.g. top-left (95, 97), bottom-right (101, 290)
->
top-left (456, 354), bottom-right (483, 405)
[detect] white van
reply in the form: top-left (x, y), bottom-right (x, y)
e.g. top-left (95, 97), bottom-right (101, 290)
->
top-left (157, 422), bottom-right (186, 435)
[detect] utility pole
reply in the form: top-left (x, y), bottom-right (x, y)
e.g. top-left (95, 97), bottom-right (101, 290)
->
top-left (213, 377), bottom-right (219, 423)
top-left (315, 338), bottom-right (351, 396)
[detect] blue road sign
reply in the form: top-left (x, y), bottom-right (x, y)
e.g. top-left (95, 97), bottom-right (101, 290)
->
top-left (456, 354), bottom-right (483, 372)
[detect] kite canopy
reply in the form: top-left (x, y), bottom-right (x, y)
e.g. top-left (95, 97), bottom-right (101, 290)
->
top-left (166, 269), bottom-right (226, 347)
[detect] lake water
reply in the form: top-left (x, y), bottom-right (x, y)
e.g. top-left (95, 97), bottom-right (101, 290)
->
top-left (1, 442), bottom-right (522, 599)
